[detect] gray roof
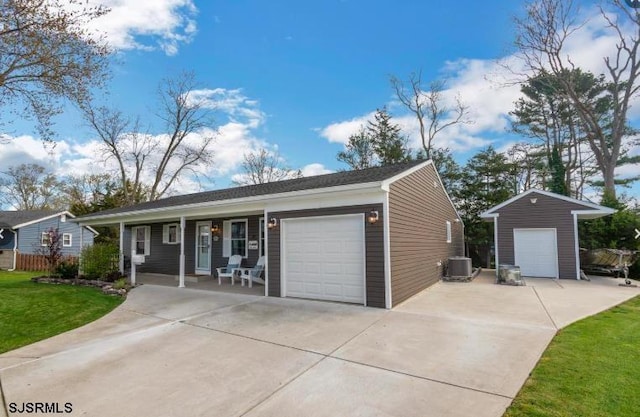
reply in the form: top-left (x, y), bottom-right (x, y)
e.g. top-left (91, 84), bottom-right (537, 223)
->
top-left (80, 160), bottom-right (425, 218)
top-left (0, 210), bottom-right (60, 228)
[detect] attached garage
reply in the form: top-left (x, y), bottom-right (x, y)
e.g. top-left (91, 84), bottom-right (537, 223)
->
top-left (513, 228), bottom-right (558, 278)
top-left (281, 215), bottom-right (365, 304)
top-left (481, 189), bottom-right (614, 280)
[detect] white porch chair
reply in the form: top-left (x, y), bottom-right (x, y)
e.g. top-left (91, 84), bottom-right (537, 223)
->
top-left (216, 255), bottom-right (242, 285)
top-left (239, 256), bottom-right (265, 288)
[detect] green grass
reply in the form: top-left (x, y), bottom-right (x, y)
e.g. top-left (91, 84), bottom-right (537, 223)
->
top-left (505, 296), bottom-right (640, 417)
top-left (0, 271), bottom-right (123, 354)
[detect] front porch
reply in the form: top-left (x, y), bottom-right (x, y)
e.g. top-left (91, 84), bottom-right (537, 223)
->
top-left (132, 272), bottom-right (265, 296)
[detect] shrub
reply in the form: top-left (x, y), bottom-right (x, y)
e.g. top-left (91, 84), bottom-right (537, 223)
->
top-left (112, 278), bottom-right (127, 290)
top-left (80, 243), bottom-right (119, 281)
top-left (55, 261), bottom-right (79, 279)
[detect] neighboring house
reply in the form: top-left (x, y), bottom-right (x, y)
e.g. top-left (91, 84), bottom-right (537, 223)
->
top-left (77, 160), bottom-right (463, 309)
top-left (0, 210), bottom-right (98, 270)
top-left (480, 189), bottom-right (615, 280)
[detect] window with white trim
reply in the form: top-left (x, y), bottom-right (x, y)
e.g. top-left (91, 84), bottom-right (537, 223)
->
top-left (162, 223), bottom-right (180, 244)
top-left (259, 218), bottom-right (265, 257)
top-left (446, 221), bottom-right (452, 243)
top-left (132, 226), bottom-right (151, 256)
top-left (62, 233), bottom-right (72, 247)
top-left (41, 232), bottom-right (50, 246)
top-left (222, 219), bottom-right (248, 258)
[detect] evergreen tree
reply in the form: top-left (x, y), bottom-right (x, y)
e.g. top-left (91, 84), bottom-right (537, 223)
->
top-left (367, 107), bottom-right (412, 165)
top-left (548, 144), bottom-right (568, 196)
top-left (337, 128), bottom-right (376, 170)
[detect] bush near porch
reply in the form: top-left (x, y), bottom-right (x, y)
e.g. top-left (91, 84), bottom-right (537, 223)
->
top-left (0, 271), bottom-right (123, 354)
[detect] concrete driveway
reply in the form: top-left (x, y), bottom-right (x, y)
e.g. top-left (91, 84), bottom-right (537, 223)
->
top-left (1, 272), bottom-right (638, 417)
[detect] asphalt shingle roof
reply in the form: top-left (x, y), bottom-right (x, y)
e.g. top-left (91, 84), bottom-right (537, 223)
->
top-left (81, 160), bottom-right (425, 218)
top-left (0, 210), bottom-right (60, 228)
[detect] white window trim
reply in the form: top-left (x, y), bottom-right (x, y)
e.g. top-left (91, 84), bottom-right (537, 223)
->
top-left (222, 218), bottom-right (248, 258)
top-left (41, 232), bottom-right (50, 246)
top-left (162, 223), bottom-right (180, 245)
top-left (259, 217), bottom-right (265, 257)
top-left (446, 221), bottom-right (452, 244)
top-left (131, 226), bottom-right (151, 256)
top-left (62, 233), bottom-right (72, 247)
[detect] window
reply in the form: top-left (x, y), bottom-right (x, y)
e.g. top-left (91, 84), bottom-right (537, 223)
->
top-left (132, 226), bottom-right (151, 256)
top-left (41, 232), bottom-right (50, 246)
top-left (446, 221), bottom-right (452, 244)
top-left (222, 219), bottom-right (248, 258)
top-left (259, 218), bottom-right (265, 257)
top-left (63, 233), bottom-right (72, 247)
top-left (162, 223), bottom-right (180, 244)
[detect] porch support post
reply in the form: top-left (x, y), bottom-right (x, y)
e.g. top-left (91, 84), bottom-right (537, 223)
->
top-left (179, 216), bottom-right (186, 288)
top-left (119, 222), bottom-right (125, 274)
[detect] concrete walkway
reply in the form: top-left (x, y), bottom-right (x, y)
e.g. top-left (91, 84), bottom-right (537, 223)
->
top-left (1, 272), bottom-right (638, 417)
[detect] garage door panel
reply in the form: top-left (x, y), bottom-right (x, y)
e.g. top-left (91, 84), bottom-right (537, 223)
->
top-left (283, 215), bottom-right (365, 304)
top-left (514, 229), bottom-right (558, 278)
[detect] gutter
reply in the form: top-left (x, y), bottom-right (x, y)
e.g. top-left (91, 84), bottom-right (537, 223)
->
top-left (8, 229), bottom-right (17, 271)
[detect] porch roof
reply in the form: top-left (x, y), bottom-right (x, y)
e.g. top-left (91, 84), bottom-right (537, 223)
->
top-left (76, 160), bottom-right (426, 224)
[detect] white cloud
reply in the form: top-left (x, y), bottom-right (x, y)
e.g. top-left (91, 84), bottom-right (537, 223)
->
top-left (318, 113), bottom-right (374, 144)
top-left (300, 163), bottom-right (333, 177)
top-left (85, 0), bottom-right (198, 56)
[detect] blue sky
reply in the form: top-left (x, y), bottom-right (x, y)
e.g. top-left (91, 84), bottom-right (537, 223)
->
top-left (2, 0), bottom-right (638, 199)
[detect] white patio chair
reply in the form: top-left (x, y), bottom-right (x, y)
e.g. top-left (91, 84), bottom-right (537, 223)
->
top-left (240, 256), bottom-right (265, 288)
top-left (216, 255), bottom-right (242, 285)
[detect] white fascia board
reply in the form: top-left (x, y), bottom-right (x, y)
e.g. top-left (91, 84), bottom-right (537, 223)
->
top-left (13, 210), bottom-right (74, 229)
top-left (380, 160), bottom-right (432, 190)
top-left (479, 213), bottom-right (499, 220)
top-left (381, 160), bottom-right (464, 225)
top-left (265, 188), bottom-right (385, 213)
top-left (484, 189), bottom-right (614, 215)
top-left (78, 182), bottom-right (385, 225)
top-left (571, 208), bottom-right (616, 219)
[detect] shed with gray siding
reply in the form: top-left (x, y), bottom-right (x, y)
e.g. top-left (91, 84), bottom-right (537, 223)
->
top-left (480, 189), bottom-right (615, 280)
top-left (77, 160), bottom-right (463, 308)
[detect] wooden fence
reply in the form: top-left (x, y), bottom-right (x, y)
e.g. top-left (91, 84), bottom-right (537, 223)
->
top-left (16, 253), bottom-right (78, 272)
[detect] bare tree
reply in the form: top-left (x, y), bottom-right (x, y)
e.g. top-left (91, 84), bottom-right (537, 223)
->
top-left (81, 71), bottom-right (217, 203)
top-left (337, 127), bottom-right (377, 170)
top-left (0, 0), bottom-right (110, 140)
top-left (233, 148), bottom-right (302, 186)
top-left (514, 0), bottom-right (640, 199)
top-left (0, 163), bottom-right (65, 209)
top-left (390, 70), bottom-right (470, 159)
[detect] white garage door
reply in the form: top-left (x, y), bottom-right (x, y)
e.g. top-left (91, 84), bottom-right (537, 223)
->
top-left (282, 214), bottom-right (365, 304)
top-left (513, 228), bottom-right (558, 278)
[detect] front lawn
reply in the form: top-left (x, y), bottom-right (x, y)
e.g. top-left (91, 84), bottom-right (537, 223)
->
top-left (504, 295), bottom-right (640, 417)
top-left (0, 271), bottom-right (123, 354)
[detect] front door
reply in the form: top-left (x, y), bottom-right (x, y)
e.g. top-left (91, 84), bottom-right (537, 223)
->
top-left (195, 221), bottom-right (212, 274)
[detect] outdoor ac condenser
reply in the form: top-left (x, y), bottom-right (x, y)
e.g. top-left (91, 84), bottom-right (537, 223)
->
top-left (447, 256), bottom-right (472, 278)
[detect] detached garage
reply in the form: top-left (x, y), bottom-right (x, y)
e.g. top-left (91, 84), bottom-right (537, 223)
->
top-left (481, 189), bottom-right (615, 279)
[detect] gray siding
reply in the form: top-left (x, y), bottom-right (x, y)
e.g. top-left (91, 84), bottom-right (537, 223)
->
top-left (125, 215), bottom-right (262, 276)
top-left (493, 191), bottom-right (586, 279)
top-left (389, 163), bottom-right (463, 307)
top-left (16, 216), bottom-right (95, 256)
top-left (267, 205), bottom-right (385, 308)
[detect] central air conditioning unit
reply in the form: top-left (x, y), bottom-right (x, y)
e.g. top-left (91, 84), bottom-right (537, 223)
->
top-left (443, 256), bottom-right (473, 282)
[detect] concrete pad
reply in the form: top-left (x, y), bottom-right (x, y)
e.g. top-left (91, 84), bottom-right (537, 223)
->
top-left (0, 357), bottom-right (39, 370)
top-left (188, 297), bottom-right (387, 354)
top-left (0, 308), bottom-right (166, 363)
top-left (1, 323), bottom-right (321, 417)
top-left (333, 311), bottom-right (556, 398)
top-left (245, 358), bottom-right (511, 417)
top-left (535, 277), bottom-right (640, 328)
top-left (123, 284), bottom-right (259, 320)
top-left (397, 281), bottom-right (555, 328)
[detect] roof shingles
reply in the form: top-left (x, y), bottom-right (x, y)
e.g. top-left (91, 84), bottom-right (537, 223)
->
top-left (80, 160), bottom-right (424, 218)
top-left (0, 210), bottom-right (60, 228)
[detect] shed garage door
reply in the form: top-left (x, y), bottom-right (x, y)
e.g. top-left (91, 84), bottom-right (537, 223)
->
top-left (513, 228), bottom-right (558, 278)
top-left (282, 214), bottom-right (365, 304)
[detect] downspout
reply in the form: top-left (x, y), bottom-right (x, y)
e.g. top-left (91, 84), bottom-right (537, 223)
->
top-left (8, 230), bottom-right (17, 271)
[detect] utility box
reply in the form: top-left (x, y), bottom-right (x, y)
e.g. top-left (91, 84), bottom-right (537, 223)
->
top-left (497, 264), bottom-right (525, 286)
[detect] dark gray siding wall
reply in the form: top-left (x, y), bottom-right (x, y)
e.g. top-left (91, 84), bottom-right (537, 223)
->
top-left (17, 216), bottom-right (95, 256)
top-left (494, 191), bottom-right (586, 279)
top-left (125, 215), bottom-right (262, 276)
top-left (389, 164), bottom-right (463, 307)
top-left (0, 229), bottom-right (15, 250)
top-left (267, 205), bottom-right (385, 308)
